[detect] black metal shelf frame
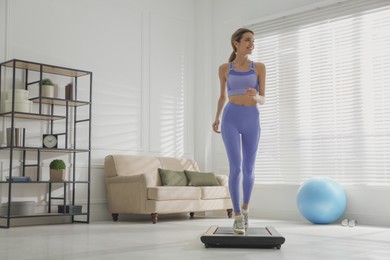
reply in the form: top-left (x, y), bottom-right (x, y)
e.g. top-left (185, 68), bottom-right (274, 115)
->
top-left (0, 59), bottom-right (92, 228)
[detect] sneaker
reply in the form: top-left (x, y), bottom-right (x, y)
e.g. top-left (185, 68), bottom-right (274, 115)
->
top-left (242, 208), bottom-right (249, 229)
top-left (348, 219), bottom-right (357, 227)
top-left (233, 215), bottom-right (245, 234)
top-left (341, 218), bottom-right (349, 226)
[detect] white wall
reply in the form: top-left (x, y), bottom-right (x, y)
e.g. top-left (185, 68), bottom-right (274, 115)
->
top-left (193, 0), bottom-right (214, 173)
top-left (206, 0), bottom-right (390, 227)
top-left (0, 0), bottom-right (195, 222)
top-left (0, 0), bottom-right (6, 61)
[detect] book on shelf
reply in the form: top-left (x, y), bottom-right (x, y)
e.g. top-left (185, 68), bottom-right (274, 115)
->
top-left (5, 176), bottom-right (32, 182)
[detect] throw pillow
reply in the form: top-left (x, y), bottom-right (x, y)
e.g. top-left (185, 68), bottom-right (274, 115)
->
top-left (158, 168), bottom-right (188, 186)
top-left (184, 170), bottom-right (220, 186)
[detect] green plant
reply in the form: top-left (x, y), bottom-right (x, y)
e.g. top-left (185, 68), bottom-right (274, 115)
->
top-left (41, 78), bottom-right (54, 86)
top-left (49, 159), bottom-right (66, 170)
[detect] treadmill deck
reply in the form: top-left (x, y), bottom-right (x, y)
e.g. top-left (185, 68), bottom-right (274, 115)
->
top-left (200, 225), bottom-right (285, 249)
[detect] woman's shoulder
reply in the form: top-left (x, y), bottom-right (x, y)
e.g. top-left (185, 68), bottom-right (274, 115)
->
top-left (219, 62), bottom-right (230, 70)
top-left (253, 61), bottom-right (265, 68)
top-left (218, 62), bottom-right (230, 74)
top-left (251, 61), bottom-right (265, 77)
top-left (253, 61), bottom-right (265, 73)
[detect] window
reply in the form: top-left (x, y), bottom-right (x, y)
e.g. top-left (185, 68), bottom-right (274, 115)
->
top-left (249, 0), bottom-right (390, 185)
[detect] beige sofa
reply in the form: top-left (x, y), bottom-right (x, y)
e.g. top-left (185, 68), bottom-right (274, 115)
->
top-left (104, 155), bottom-right (233, 223)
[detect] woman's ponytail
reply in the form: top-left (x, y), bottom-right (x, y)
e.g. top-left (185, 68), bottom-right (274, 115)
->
top-left (229, 51), bottom-right (236, 62)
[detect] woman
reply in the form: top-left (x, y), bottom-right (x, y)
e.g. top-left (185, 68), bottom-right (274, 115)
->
top-left (212, 28), bottom-right (266, 234)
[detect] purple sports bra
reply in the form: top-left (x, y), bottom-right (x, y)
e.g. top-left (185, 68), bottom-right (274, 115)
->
top-left (227, 61), bottom-right (259, 97)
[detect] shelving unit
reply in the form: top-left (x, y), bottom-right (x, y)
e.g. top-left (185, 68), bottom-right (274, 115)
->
top-left (0, 59), bottom-right (92, 228)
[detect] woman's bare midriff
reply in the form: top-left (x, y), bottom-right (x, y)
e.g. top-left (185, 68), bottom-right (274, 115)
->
top-left (229, 95), bottom-right (257, 106)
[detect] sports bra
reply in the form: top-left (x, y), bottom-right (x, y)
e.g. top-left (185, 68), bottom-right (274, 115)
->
top-left (226, 61), bottom-right (259, 97)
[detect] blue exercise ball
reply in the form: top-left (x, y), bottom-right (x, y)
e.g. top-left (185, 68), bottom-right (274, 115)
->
top-left (297, 177), bottom-right (346, 224)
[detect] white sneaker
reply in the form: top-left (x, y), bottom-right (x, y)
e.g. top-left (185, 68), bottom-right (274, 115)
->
top-left (233, 215), bottom-right (245, 234)
top-left (349, 219), bottom-right (357, 227)
top-left (242, 208), bottom-right (249, 229)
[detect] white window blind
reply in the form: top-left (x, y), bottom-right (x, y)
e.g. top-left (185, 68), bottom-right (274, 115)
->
top-left (249, 0), bottom-right (390, 185)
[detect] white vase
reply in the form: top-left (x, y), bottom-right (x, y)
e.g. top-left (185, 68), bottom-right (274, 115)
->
top-left (5, 100), bottom-right (32, 113)
top-left (6, 89), bottom-right (29, 100)
top-left (42, 85), bottom-right (54, 98)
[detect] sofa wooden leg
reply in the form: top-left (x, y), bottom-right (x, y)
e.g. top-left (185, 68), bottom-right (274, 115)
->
top-left (189, 212), bottom-right (195, 219)
top-left (227, 209), bottom-right (233, 218)
top-left (151, 213), bottom-right (158, 224)
top-left (112, 213), bottom-right (119, 221)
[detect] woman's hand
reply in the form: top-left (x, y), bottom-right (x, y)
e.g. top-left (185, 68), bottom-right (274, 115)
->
top-left (246, 88), bottom-right (265, 105)
top-left (212, 119), bottom-right (221, 133)
top-left (246, 88), bottom-right (257, 97)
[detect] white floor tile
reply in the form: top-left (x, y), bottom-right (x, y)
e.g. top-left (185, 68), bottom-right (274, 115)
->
top-left (0, 217), bottom-right (389, 260)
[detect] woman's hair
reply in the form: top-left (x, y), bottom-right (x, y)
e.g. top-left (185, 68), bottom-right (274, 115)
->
top-left (229, 28), bottom-right (254, 62)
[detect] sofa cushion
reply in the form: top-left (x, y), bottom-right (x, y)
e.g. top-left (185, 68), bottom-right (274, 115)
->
top-left (200, 186), bottom-right (231, 200)
top-left (158, 168), bottom-right (188, 186)
top-left (148, 187), bottom-right (201, 200)
top-left (184, 170), bottom-right (220, 186)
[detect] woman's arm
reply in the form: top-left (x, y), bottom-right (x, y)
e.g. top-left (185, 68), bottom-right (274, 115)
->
top-left (257, 62), bottom-right (266, 96)
top-left (212, 64), bottom-right (228, 133)
top-left (247, 62), bottom-right (266, 105)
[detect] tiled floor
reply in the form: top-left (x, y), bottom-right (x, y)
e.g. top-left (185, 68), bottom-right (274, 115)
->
top-left (1, 217), bottom-right (389, 260)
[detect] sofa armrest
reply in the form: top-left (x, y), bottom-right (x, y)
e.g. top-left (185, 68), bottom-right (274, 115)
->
top-left (105, 171), bottom-right (160, 214)
top-left (106, 174), bottom-right (143, 184)
top-left (216, 175), bottom-right (228, 186)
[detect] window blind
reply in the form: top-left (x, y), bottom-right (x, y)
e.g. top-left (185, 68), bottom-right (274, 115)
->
top-left (248, 0), bottom-right (390, 185)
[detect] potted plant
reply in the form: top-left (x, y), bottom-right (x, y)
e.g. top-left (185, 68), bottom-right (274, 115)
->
top-left (49, 159), bottom-right (66, 181)
top-left (41, 78), bottom-right (55, 98)
top-left (41, 78), bottom-right (54, 86)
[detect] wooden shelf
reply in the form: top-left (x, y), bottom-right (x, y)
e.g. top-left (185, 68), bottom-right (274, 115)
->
top-left (0, 59), bottom-right (91, 77)
top-left (30, 97), bottom-right (90, 107)
top-left (0, 213), bottom-right (88, 219)
top-left (0, 112), bottom-right (65, 120)
top-left (0, 146), bottom-right (89, 153)
top-left (0, 181), bottom-right (89, 184)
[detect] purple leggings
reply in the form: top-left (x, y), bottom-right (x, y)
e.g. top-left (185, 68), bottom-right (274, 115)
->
top-left (221, 102), bottom-right (260, 213)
